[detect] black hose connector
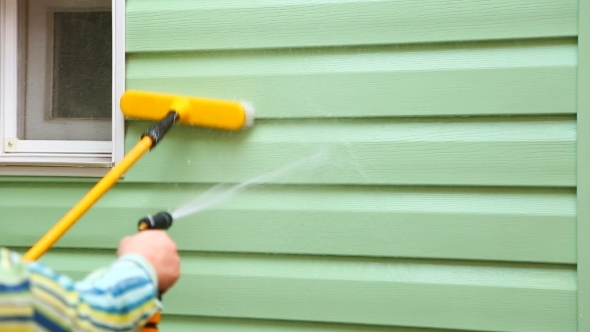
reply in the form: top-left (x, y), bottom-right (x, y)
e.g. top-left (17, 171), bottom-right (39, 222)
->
top-left (138, 211), bottom-right (173, 231)
top-left (142, 111), bottom-right (179, 149)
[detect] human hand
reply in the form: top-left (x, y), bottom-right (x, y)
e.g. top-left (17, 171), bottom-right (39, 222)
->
top-left (117, 230), bottom-right (180, 292)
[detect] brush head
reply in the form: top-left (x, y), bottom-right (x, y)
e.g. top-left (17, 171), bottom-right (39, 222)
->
top-left (120, 90), bottom-right (255, 131)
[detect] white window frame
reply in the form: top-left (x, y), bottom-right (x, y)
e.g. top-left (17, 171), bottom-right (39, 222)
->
top-left (0, 0), bottom-right (125, 177)
top-left (25, 0), bottom-right (113, 142)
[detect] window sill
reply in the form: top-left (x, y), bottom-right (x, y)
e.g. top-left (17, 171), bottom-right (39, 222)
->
top-left (0, 164), bottom-right (113, 177)
top-left (0, 153), bottom-right (114, 177)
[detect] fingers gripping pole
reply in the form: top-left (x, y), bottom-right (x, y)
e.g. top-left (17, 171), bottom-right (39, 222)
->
top-left (22, 136), bottom-right (154, 262)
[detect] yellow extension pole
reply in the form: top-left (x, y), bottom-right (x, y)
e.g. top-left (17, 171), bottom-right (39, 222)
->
top-left (23, 91), bottom-right (252, 262)
top-left (22, 136), bottom-right (154, 262)
top-left (20, 90), bottom-right (253, 331)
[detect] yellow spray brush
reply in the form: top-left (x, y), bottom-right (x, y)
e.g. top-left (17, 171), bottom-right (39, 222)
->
top-left (22, 90), bottom-right (255, 331)
top-left (121, 90), bottom-right (254, 130)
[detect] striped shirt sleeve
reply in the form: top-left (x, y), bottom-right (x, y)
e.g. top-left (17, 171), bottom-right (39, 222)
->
top-left (1, 248), bottom-right (162, 332)
top-left (0, 248), bottom-right (34, 332)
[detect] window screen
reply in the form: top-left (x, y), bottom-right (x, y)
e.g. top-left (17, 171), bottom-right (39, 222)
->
top-left (52, 11), bottom-right (112, 120)
top-left (21, 0), bottom-right (113, 141)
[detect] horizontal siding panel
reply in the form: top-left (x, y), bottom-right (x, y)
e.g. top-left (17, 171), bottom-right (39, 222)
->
top-left (160, 315), bottom-right (472, 332)
top-left (127, 40), bottom-right (577, 118)
top-left (34, 251), bottom-right (576, 332)
top-left (0, 184), bottom-right (575, 264)
top-left (122, 117), bottom-right (576, 187)
top-left (126, 0), bottom-right (578, 52)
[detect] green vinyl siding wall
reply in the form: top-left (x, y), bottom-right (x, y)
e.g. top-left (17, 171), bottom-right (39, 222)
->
top-left (0, 0), bottom-right (586, 331)
top-left (577, 0), bottom-right (590, 330)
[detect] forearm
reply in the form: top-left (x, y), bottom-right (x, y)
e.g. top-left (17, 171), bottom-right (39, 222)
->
top-left (27, 254), bottom-right (161, 331)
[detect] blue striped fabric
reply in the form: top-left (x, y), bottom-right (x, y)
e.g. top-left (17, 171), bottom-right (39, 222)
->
top-left (0, 248), bottom-right (161, 331)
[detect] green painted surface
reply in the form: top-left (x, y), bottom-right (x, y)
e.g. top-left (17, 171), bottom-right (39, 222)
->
top-left (127, 39), bottom-right (577, 118)
top-left (577, 0), bottom-right (590, 331)
top-left (2, 1), bottom-right (582, 331)
top-left (0, 183), bottom-right (576, 264)
top-left (122, 118), bottom-right (576, 186)
top-left (158, 315), bottom-right (470, 332)
top-left (31, 250), bottom-right (576, 332)
top-left (126, 0), bottom-right (578, 52)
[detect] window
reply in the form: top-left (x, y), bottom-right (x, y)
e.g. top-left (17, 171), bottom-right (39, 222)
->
top-left (0, 0), bottom-right (125, 176)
